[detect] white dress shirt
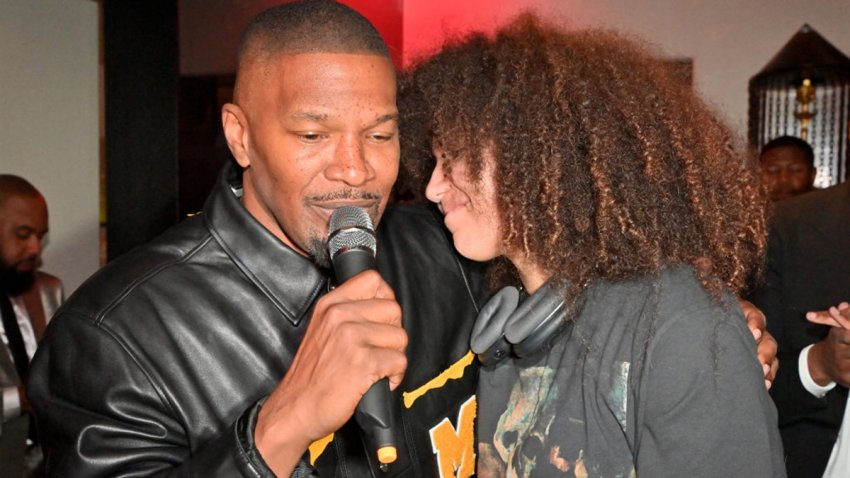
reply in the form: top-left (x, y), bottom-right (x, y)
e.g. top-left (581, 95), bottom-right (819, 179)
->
top-left (1, 295), bottom-right (40, 420)
top-left (799, 344), bottom-right (850, 477)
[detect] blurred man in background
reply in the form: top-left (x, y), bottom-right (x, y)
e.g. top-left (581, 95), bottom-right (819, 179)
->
top-left (759, 135), bottom-right (817, 202)
top-left (0, 174), bottom-right (63, 477)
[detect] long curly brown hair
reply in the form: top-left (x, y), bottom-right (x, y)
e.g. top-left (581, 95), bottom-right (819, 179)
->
top-left (399, 14), bottom-right (766, 299)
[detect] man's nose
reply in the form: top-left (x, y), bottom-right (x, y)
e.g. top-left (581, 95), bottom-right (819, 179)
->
top-left (26, 235), bottom-right (42, 257)
top-left (325, 137), bottom-right (371, 186)
top-left (776, 169), bottom-right (793, 184)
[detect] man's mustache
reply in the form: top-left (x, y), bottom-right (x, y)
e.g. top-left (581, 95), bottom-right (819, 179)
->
top-left (15, 255), bottom-right (40, 269)
top-left (307, 190), bottom-right (382, 202)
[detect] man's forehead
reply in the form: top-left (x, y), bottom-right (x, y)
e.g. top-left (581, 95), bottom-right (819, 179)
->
top-left (762, 146), bottom-right (809, 163)
top-left (1, 194), bottom-right (47, 222)
top-left (271, 51), bottom-right (395, 78)
top-left (238, 51), bottom-right (396, 109)
top-left (265, 54), bottom-right (396, 114)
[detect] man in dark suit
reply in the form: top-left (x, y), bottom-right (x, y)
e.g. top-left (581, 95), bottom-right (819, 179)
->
top-left (751, 180), bottom-right (850, 477)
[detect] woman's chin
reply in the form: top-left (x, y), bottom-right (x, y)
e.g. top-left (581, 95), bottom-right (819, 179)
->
top-left (453, 237), bottom-right (497, 263)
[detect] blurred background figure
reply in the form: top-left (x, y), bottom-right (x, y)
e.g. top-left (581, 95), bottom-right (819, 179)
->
top-left (759, 135), bottom-right (817, 202)
top-left (750, 179), bottom-right (850, 478)
top-left (0, 174), bottom-right (63, 478)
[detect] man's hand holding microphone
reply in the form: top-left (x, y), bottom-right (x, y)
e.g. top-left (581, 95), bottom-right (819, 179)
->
top-left (254, 206), bottom-right (407, 476)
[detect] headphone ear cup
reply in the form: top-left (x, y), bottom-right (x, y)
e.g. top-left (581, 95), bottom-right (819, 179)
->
top-left (505, 283), bottom-right (568, 359)
top-left (470, 286), bottom-right (520, 366)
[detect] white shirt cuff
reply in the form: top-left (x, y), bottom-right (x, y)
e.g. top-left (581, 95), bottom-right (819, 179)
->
top-left (3, 385), bottom-right (21, 421)
top-left (799, 344), bottom-right (837, 398)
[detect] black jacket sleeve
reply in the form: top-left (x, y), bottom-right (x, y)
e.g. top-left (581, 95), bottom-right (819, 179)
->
top-left (28, 309), bottom-right (277, 478)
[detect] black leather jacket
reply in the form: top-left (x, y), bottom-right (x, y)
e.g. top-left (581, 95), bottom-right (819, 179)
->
top-left (29, 164), bottom-right (487, 477)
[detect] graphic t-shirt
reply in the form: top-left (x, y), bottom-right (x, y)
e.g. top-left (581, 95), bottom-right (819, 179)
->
top-left (476, 267), bottom-right (786, 478)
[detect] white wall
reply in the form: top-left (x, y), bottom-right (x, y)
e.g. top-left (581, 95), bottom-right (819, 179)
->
top-left (0, 0), bottom-right (100, 295)
top-left (404, 0), bottom-right (850, 133)
top-left (565, 0), bottom-right (850, 133)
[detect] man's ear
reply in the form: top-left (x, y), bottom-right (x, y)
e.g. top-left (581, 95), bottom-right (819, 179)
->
top-left (222, 103), bottom-right (251, 168)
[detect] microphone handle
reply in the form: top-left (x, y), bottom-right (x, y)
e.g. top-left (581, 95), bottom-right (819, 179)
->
top-left (355, 378), bottom-right (397, 465)
top-left (331, 248), bottom-right (398, 467)
top-left (332, 247), bottom-right (375, 283)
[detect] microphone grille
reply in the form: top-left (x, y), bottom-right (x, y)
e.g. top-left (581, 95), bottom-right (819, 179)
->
top-left (328, 206), bottom-right (376, 260)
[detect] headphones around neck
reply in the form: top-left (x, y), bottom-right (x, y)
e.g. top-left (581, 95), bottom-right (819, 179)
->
top-left (470, 282), bottom-right (569, 366)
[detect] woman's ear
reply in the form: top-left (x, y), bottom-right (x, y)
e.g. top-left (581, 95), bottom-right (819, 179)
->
top-left (222, 103), bottom-right (251, 168)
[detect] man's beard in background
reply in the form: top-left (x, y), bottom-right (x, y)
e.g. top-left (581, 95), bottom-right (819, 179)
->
top-left (0, 266), bottom-right (35, 296)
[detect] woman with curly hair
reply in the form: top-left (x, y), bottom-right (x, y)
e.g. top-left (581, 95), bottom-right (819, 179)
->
top-left (401, 15), bottom-right (785, 477)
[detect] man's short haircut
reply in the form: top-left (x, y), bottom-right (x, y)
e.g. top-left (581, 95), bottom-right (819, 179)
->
top-left (760, 135), bottom-right (815, 168)
top-left (0, 174), bottom-right (42, 208)
top-left (237, 0), bottom-right (390, 69)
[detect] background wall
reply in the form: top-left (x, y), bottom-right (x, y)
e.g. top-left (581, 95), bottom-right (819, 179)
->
top-left (402, 0), bottom-right (850, 132)
top-left (0, 0), bottom-right (99, 295)
top-left (181, 0), bottom-right (850, 131)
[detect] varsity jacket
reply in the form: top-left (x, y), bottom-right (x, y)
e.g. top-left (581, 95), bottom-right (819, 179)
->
top-left (28, 163), bottom-right (486, 477)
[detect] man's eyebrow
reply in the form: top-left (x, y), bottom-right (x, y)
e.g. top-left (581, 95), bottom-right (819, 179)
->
top-left (291, 112), bottom-right (329, 122)
top-left (289, 112), bottom-right (398, 127)
top-left (370, 113), bottom-right (399, 128)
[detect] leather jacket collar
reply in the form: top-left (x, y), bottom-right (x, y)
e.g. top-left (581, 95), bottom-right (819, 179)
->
top-left (204, 162), bottom-right (328, 326)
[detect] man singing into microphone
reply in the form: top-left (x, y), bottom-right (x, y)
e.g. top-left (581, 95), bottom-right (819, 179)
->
top-left (28, 2), bottom-right (485, 476)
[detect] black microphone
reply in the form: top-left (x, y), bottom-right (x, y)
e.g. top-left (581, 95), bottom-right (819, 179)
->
top-left (328, 206), bottom-right (397, 468)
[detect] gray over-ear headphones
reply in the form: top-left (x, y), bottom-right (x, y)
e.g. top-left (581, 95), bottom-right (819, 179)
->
top-left (470, 282), bottom-right (568, 366)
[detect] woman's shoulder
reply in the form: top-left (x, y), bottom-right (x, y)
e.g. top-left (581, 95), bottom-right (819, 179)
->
top-left (623, 266), bottom-right (757, 385)
top-left (580, 265), bottom-right (750, 370)
top-left (651, 266), bottom-right (745, 339)
top-left (581, 265), bottom-right (742, 336)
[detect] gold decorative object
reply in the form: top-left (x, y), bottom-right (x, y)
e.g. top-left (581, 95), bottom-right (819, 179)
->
top-left (794, 78), bottom-right (817, 141)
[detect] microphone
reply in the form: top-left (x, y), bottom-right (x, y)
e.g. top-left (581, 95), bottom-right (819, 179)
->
top-left (328, 206), bottom-right (398, 468)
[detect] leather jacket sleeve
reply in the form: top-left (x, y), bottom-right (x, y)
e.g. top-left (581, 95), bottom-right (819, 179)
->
top-left (29, 309), bottom-right (277, 477)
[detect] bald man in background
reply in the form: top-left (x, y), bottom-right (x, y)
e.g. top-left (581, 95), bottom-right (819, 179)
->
top-left (0, 174), bottom-right (63, 477)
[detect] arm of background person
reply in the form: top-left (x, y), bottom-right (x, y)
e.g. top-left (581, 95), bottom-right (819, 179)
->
top-left (805, 302), bottom-right (850, 388)
top-left (753, 303), bottom-right (850, 427)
